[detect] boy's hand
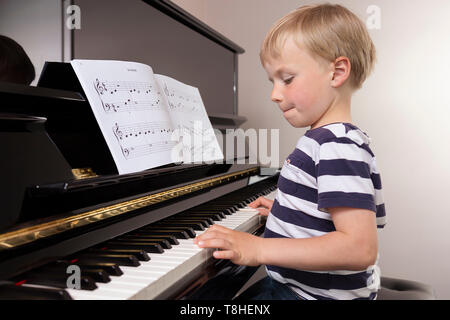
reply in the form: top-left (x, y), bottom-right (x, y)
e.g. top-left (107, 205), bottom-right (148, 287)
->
top-left (248, 196), bottom-right (274, 216)
top-left (194, 224), bottom-right (263, 266)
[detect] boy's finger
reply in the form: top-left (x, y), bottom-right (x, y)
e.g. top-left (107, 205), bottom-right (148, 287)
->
top-left (194, 230), bottom-right (219, 242)
top-left (257, 208), bottom-right (270, 216)
top-left (249, 196), bottom-right (271, 208)
top-left (213, 250), bottom-right (235, 260)
top-left (248, 196), bottom-right (265, 208)
top-left (197, 238), bottom-right (230, 250)
top-left (209, 224), bottom-right (232, 233)
top-left (194, 227), bottom-right (231, 244)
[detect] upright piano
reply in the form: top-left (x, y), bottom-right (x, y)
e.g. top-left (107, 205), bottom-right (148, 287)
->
top-left (0, 0), bottom-right (280, 300)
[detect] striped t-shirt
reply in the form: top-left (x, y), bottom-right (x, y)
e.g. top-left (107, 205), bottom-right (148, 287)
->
top-left (264, 122), bottom-right (386, 300)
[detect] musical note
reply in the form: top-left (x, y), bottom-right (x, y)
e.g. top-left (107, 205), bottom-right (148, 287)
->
top-left (161, 83), bottom-right (202, 114)
top-left (119, 140), bottom-right (178, 160)
top-left (113, 123), bottom-right (123, 140)
top-left (93, 79), bottom-right (163, 114)
top-left (112, 121), bottom-right (174, 141)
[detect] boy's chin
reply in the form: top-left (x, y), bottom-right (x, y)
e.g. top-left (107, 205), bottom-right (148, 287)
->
top-left (286, 118), bottom-right (313, 129)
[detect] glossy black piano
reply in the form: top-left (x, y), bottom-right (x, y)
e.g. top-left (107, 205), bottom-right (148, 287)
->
top-left (0, 0), bottom-right (279, 300)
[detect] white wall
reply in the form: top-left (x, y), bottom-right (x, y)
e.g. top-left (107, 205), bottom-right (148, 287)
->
top-left (174, 0), bottom-right (450, 299)
top-left (172, 0), bottom-right (206, 21)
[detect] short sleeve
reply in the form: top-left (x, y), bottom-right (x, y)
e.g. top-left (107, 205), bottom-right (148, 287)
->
top-left (316, 140), bottom-right (376, 213)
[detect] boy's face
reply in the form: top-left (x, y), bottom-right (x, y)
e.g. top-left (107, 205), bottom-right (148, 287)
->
top-left (264, 37), bottom-right (335, 129)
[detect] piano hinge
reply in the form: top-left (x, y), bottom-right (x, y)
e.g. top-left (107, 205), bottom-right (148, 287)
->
top-left (71, 168), bottom-right (98, 180)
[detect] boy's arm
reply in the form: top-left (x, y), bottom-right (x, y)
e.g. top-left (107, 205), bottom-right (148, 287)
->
top-left (259, 207), bottom-right (378, 271)
top-left (194, 206), bottom-right (378, 271)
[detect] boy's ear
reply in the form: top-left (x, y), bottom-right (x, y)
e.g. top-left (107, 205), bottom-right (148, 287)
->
top-left (330, 56), bottom-right (351, 88)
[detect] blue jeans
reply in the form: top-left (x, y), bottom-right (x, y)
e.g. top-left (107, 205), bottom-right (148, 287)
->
top-left (189, 264), bottom-right (302, 300)
top-left (235, 276), bottom-right (302, 300)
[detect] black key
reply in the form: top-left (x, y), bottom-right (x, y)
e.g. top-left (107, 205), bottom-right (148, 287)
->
top-left (75, 254), bottom-right (141, 267)
top-left (168, 218), bottom-right (212, 227)
top-left (190, 208), bottom-right (231, 216)
top-left (196, 206), bottom-right (233, 215)
top-left (204, 206), bottom-right (236, 213)
top-left (112, 237), bottom-right (172, 249)
top-left (229, 205), bottom-right (241, 212)
top-left (79, 269), bottom-right (110, 283)
top-left (13, 272), bottom-right (97, 290)
top-left (143, 226), bottom-right (196, 238)
top-left (88, 248), bottom-right (151, 261)
top-left (56, 260), bottom-right (123, 276)
top-left (186, 208), bottom-right (227, 216)
top-left (105, 241), bottom-right (165, 253)
top-left (232, 200), bottom-right (246, 209)
top-left (76, 263), bottom-right (123, 276)
top-left (208, 205), bottom-right (239, 212)
top-left (0, 282), bottom-right (72, 300)
top-left (178, 213), bottom-right (222, 221)
top-left (183, 210), bottom-right (226, 219)
top-left (38, 263), bottom-right (111, 283)
top-left (124, 234), bottom-right (180, 245)
top-left (218, 202), bottom-right (245, 210)
top-left (133, 229), bottom-right (190, 239)
top-left (152, 221), bottom-right (205, 231)
top-left (53, 259), bottom-right (123, 276)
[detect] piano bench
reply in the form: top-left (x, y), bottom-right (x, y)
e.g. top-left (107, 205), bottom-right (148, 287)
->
top-left (378, 276), bottom-right (436, 300)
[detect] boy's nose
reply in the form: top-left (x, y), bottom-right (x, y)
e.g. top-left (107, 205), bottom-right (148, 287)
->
top-left (271, 86), bottom-right (283, 103)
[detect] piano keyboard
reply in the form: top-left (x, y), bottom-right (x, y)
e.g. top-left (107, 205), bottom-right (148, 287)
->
top-left (1, 181), bottom-right (277, 300)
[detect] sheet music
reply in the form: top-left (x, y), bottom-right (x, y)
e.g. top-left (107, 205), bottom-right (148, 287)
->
top-left (71, 60), bottom-right (176, 174)
top-left (155, 74), bottom-right (224, 163)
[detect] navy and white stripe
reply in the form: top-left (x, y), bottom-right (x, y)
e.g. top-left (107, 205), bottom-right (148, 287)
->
top-left (264, 123), bottom-right (386, 300)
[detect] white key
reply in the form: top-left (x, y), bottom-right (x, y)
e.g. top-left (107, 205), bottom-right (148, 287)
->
top-left (66, 288), bottom-right (131, 300)
top-left (68, 189), bottom-right (278, 299)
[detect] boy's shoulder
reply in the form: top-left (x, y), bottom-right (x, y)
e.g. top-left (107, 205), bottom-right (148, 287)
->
top-left (304, 122), bottom-right (371, 147)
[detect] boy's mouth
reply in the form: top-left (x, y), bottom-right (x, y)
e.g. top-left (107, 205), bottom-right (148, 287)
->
top-left (282, 107), bottom-right (294, 113)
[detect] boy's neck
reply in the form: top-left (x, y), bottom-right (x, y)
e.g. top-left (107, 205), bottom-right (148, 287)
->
top-left (310, 88), bottom-right (353, 130)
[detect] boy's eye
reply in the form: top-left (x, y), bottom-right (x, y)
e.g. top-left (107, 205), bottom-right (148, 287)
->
top-left (283, 77), bottom-right (294, 85)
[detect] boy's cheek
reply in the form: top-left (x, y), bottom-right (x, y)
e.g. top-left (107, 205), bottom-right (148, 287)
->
top-left (291, 92), bottom-right (312, 112)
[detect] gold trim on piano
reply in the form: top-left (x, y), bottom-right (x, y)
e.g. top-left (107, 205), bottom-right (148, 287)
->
top-left (0, 167), bottom-right (258, 251)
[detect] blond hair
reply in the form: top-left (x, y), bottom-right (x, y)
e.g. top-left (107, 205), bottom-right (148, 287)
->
top-left (260, 3), bottom-right (376, 89)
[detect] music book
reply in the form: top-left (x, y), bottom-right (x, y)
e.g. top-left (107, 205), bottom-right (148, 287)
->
top-left (70, 59), bottom-right (224, 175)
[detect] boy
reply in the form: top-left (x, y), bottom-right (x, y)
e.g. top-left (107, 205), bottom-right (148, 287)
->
top-left (194, 3), bottom-right (386, 300)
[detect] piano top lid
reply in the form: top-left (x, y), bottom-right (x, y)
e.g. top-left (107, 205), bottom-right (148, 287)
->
top-left (0, 81), bottom-right (85, 103)
top-left (144, 0), bottom-right (245, 54)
